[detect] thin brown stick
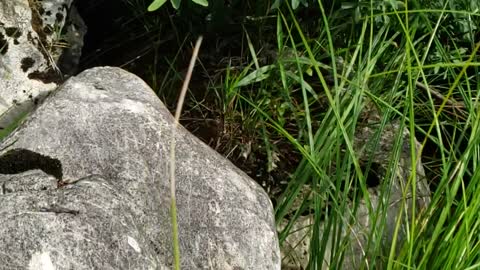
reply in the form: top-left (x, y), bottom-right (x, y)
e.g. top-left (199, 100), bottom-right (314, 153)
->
top-left (415, 81), bottom-right (465, 109)
top-left (415, 81), bottom-right (467, 117)
top-left (169, 36), bottom-right (203, 270)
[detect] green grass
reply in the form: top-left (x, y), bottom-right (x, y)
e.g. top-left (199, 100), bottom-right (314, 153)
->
top-left (215, 1), bottom-right (480, 268)
top-left (101, 0), bottom-right (480, 268)
top-left (0, 109), bottom-right (30, 143)
top-left (0, 1), bottom-right (477, 267)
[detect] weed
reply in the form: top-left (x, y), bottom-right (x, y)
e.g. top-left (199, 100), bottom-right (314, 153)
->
top-left (78, 0), bottom-right (480, 268)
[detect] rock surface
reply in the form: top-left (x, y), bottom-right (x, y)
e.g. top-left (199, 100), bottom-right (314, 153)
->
top-left (0, 0), bottom-right (85, 130)
top-left (0, 67), bottom-right (280, 269)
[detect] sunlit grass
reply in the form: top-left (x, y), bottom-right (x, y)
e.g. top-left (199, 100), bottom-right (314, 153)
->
top-left (117, 0), bottom-right (480, 268)
top-left (217, 1), bottom-right (480, 269)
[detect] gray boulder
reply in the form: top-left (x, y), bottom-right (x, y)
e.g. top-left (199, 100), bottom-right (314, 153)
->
top-left (0, 0), bottom-right (86, 130)
top-left (0, 67), bottom-right (280, 269)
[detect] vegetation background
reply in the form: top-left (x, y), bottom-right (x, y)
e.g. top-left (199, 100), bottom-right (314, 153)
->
top-left (79, 0), bottom-right (480, 268)
top-left (1, 0), bottom-right (478, 268)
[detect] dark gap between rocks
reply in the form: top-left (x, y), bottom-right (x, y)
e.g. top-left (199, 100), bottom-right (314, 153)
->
top-left (75, 0), bottom-right (135, 71)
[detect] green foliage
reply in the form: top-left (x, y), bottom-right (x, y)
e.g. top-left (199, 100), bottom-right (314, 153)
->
top-left (0, 110), bottom-right (29, 142)
top-left (271, 0), bottom-right (312, 10)
top-left (119, 0), bottom-right (480, 267)
top-left (147, 0), bottom-right (208, 11)
top-left (210, 0), bottom-right (480, 268)
top-left (147, 0), bottom-right (167, 11)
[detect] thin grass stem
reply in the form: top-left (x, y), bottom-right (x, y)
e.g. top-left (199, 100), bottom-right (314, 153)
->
top-left (169, 36), bottom-right (203, 270)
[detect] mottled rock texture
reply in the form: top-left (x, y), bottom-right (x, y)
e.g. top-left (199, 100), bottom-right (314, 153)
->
top-left (0, 0), bottom-right (85, 130)
top-left (0, 67), bottom-right (280, 269)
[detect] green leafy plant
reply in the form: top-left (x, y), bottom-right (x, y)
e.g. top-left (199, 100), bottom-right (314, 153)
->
top-left (147, 0), bottom-right (208, 11)
top-left (271, 0), bottom-right (312, 10)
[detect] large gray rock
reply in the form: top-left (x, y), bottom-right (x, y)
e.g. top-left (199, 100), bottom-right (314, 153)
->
top-left (0, 67), bottom-right (280, 269)
top-left (0, 0), bottom-right (86, 130)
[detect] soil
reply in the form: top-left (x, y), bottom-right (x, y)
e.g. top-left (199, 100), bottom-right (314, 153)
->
top-left (74, 0), bottom-right (298, 199)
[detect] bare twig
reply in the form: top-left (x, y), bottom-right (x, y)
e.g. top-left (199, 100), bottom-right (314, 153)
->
top-left (169, 36), bottom-right (203, 270)
top-left (415, 82), bottom-right (465, 109)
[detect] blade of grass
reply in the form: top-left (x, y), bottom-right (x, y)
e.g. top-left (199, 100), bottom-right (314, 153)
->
top-left (169, 36), bottom-right (203, 270)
